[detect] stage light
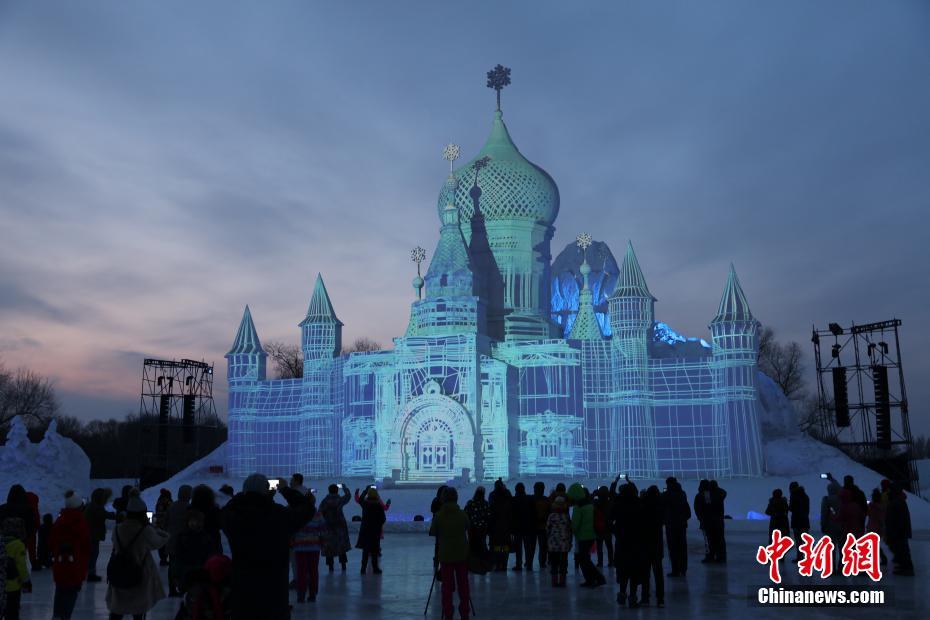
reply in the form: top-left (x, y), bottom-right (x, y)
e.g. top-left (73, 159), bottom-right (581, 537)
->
top-left (833, 367), bottom-right (849, 427)
top-left (829, 323), bottom-right (844, 336)
top-left (831, 344), bottom-right (841, 359)
top-left (879, 342), bottom-right (889, 355)
top-left (811, 331), bottom-right (820, 345)
top-left (867, 343), bottom-right (877, 358)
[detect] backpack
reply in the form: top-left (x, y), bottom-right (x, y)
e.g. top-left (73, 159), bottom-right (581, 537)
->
top-left (106, 524), bottom-right (147, 589)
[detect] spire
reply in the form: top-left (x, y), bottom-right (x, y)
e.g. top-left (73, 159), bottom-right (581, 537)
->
top-left (300, 274), bottom-right (342, 326)
top-left (227, 305), bottom-right (264, 355)
top-left (609, 241), bottom-right (655, 300)
top-left (712, 264), bottom-right (753, 323)
top-left (569, 232), bottom-right (603, 339)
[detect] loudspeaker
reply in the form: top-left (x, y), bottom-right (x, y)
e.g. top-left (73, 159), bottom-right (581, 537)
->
top-left (833, 367), bottom-right (849, 427)
top-left (183, 394), bottom-right (196, 444)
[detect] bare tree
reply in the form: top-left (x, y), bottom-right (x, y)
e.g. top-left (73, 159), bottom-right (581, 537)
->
top-left (757, 326), bottom-right (807, 402)
top-left (0, 363), bottom-right (59, 429)
top-left (342, 337), bottom-right (382, 355)
top-left (263, 341), bottom-right (303, 379)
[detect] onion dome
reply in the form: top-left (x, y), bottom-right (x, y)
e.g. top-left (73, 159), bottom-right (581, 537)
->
top-left (438, 110), bottom-right (559, 226)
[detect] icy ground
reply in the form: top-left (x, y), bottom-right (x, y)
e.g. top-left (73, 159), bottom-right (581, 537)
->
top-left (14, 527), bottom-right (930, 619)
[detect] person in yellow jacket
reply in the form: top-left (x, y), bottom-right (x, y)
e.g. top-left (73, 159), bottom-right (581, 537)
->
top-left (3, 517), bottom-right (32, 620)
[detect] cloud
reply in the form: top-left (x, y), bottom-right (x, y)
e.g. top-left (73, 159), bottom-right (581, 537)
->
top-left (1, 0), bottom-right (928, 434)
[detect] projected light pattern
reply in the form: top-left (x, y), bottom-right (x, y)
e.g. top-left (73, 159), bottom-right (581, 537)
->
top-left (226, 89), bottom-right (764, 482)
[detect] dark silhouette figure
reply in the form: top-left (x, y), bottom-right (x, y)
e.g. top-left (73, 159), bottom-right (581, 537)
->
top-left (512, 482), bottom-right (536, 571)
top-left (788, 482), bottom-right (810, 562)
top-left (190, 485), bottom-right (223, 556)
top-left (546, 496), bottom-right (571, 587)
top-left (639, 486), bottom-right (665, 607)
top-left (36, 513), bottom-right (53, 569)
top-left (842, 475), bottom-right (868, 534)
top-left (488, 480), bottom-right (513, 571)
top-left (430, 485), bottom-right (448, 571)
top-left (318, 484), bottom-right (352, 572)
top-left (693, 479), bottom-right (710, 561)
top-left (220, 474), bottom-right (313, 619)
top-left (611, 482), bottom-right (643, 607)
top-left (765, 489), bottom-right (790, 539)
top-left (592, 486), bottom-right (613, 568)
top-left (661, 477), bottom-right (690, 577)
top-left (84, 488), bottom-right (115, 582)
top-left (885, 483), bottom-right (913, 576)
top-left (531, 482), bottom-right (550, 568)
top-left (356, 488), bottom-right (387, 574)
top-left (704, 480), bottom-right (727, 563)
top-left (464, 486), bottom-right (491, 562)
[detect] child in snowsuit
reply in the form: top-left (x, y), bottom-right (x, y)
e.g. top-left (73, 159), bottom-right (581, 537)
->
top-left (3, 517), bottom-right (32, 620)
top-left (546, 496), bottom-right (572, 587)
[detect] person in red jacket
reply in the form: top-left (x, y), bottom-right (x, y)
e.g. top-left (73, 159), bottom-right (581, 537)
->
top-left (50, 490), bottom-right (91, 620)
top-left (834, 488), bottom-right (865, 541)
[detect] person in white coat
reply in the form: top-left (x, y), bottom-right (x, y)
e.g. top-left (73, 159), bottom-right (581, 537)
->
top-left (105, 492), bottom-right (169, 620)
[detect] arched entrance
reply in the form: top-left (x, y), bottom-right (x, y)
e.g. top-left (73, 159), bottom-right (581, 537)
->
top-left (391, 393), bottom-right (476, 483)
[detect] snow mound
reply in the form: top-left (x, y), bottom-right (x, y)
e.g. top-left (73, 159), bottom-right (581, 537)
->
top-left (0, 417), bottom-right (92, 516)
top-left (140, 442), bottom-right (228, 509)
top-left (757, 371), bottom-right (799, 438)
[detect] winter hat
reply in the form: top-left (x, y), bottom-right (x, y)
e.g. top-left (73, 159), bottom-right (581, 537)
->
top-left (243, 473), bottom-right (270, 494)
top-left (64, 490), bottom-right (83, 509)
top-left (126, 492), bottom-right (147, 514)
top-left (366, 488), bottom-right (380, 502)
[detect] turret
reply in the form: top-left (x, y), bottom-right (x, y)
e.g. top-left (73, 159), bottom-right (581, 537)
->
top-left (299, 274), bottom-right (343, 363)
top-left (608, 241), bottom-right (655, 346)
top-left (608, 242), bottom-right (657, 477)
top-left (225, 305), bottom-right (266, 382)
top-left (225, 305), bottom-right (265, 477)
top-left (710, 265), bottom-right (763, 477)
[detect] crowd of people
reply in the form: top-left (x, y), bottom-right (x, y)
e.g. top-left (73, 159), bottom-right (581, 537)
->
top-left (764, 473), bottom-right (915, 576)
top-left (0, 470), bottom-right (916, 619)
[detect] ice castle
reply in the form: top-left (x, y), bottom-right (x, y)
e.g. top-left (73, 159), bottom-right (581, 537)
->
top-left (225, 74), bottom-right (764, 483)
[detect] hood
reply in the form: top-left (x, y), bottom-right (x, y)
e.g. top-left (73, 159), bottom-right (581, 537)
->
top-left (6, 484), bottom-right (27, 505)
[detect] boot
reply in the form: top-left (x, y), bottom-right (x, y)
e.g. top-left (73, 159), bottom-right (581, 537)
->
top-left (372, 556), bottom-right (382, 574)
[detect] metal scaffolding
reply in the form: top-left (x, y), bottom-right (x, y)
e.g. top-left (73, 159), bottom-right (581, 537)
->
top-left (139, 358), bottom-right (221, 488)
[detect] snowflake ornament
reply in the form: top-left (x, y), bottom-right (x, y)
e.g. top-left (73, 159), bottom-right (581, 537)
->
top-left (576, 232), bottom-right (593, 251)
top-left (411, 246), bottom-right (426, 264)
top-left (442, 143), bottom-right (460, 163)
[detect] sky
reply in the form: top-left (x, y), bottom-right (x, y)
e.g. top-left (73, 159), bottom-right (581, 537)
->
top-left (1, 1), bottom-right (928, 435)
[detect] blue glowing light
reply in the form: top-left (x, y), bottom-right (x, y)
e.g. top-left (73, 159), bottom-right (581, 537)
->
top-left (225, 104), bottom-right (764, 482)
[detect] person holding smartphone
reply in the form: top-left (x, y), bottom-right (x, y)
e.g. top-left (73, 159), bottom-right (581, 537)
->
top-left (318, 484), bottom-right (352, 572)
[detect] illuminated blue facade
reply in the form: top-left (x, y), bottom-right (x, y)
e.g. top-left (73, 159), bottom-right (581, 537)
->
top-left (226, 102), bottom-right (764, 482)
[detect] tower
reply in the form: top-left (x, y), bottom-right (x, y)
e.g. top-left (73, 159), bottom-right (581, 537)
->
top-left (608, 242), bottom-right (657, 477)
top-left (441, 67), bottom-right (559, 341)
top-left (225, 305), bottom-right (266, 476)
top-left (710, 265), bottom-right (764, 477)
top-left (408, 145), bottom-right (485, 337)
top-left (298, 274), bottom-right (344, 476)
